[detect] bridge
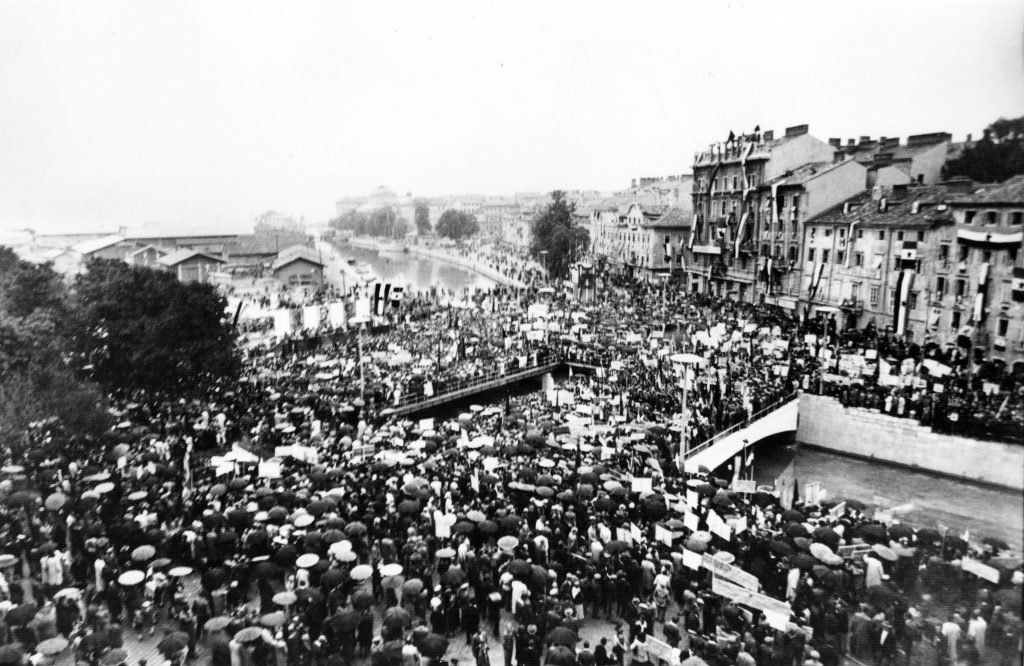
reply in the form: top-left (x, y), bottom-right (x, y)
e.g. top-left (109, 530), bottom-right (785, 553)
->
top-left (392, 362), bottom-right (561, 416)
top-left (683, 395), bottom-right (799, 472)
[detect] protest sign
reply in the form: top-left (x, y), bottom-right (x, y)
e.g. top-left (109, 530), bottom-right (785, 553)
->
top-left (732, 479), bottom-right (756, 493)
top-left (655, 524), bottom-right (675, 547)
top-left (682, 548), bottom-right (703, 571)
top-left (962, 557), bottom-right (1000, 584)
top-left (642, 636), bottom-right (679, 666)
top-left (702, 553), bottom-right (759, 591)
top-left (712, 576), bottom-right (791, 617)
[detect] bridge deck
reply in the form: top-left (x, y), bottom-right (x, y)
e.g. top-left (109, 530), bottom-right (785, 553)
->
top-left (392, 362), bottom-right (561, 416)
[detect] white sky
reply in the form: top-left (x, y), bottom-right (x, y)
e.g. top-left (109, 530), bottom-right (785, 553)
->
top-left (1, 0), bottom-right (1022, 232)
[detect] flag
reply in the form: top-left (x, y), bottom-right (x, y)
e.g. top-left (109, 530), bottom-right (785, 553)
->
top-left (1013, 266), bottom-right (1024, 302)
top-left (973, 262), bottom-right (989, 323)
top-left (792, 477), bottom-right (800, 507)
top-left (664, 240), bottom-right (673, 264)
top-left (893, 268), bottom-right (914, 335)
top-left (390, 286), bottom-right (404, 308)
top-left (734, 212), bottom-right (748, 258)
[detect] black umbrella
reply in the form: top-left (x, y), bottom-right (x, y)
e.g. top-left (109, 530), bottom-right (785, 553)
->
top-left (547, 626), bottom-right (579, 647)
top-left (6, 603), bottom-right (37, 626)
top-left (418, 633), bottom-right (449, 659)
top-left (439, 566), bottom-right (466, 587)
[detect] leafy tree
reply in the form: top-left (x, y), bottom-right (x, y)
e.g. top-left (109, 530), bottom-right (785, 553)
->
top-left (330, 210), bottom-right (370, 234)
top-left (0, 247), bottom-right (109, 449)
top-left (68, 259), bottom-right (239, 393)
top-left (414, 203), bottom-right (432, 235)
top-left (435, 210), bottom-right (479, 240)
top-left (945, 116), bottom-right (1024, 183)
top-left (530, 191), bottom-right (589, 279)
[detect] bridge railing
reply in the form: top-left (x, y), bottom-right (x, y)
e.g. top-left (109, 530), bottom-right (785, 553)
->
top-left (391, 360), bottom-right (559, 411)
top-left (684, 392), bottom-right (798, 459)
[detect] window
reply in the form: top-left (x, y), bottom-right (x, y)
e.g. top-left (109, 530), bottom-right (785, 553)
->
top-left (732, 176), bottom-right (738, 190)
top-left (788, 246), bottom-right (797, 262)
top-left (918, 231), bottom-right (925, 242)
top-left (1012, 212), bottom-right (1023, 226)
top-left (982, 250), bottom-right (992, 263)
top-left (878, 230), bottom-right (886, 240)
top-left (857, 229), bottom-right (864, 239)
top-left (909, 291), bottom-right (918, 310)
top-left (1009, 248), bottom-right (1019, 265)
top-left (888, 289), bottom-right (895, 305)
top-left (807, 248), bottom-right (816, 262)
top-left (824, 228), bottom-right (832, 237)
top-left (956, 279), bottom-right (966, 297)
top-left (839, 227), bottom-right (847, 238)
top-left (939, 244), bottom-right (950, 261)
top-left (792, 195), bottom-right (801, 212)
top-left (998, 319), bottom-right (1009, 336)
top-left (985, 211), bottom-right (997, 225)
top-left (822, 249), bottom-right (830, 263)
top-left (749, 173), bottom-right (758, 187)
top-left (869, 286), bottom-right (879, 305)
top-left (951, 311), bottom-right (961, 329)
top-left (837, 250), bottom-right (846, 265)
top-left (855, 252), bottom-right (864, 266)
top-left (965, 210), bottom-right (976, 224)
top-left (958, 245), bottom-right (969, 262)
top-left (897, 231), bottom-right (904, 241)
top-left (935, 276), bottom-right (946, 297)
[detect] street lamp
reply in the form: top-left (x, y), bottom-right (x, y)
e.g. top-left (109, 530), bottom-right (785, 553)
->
top-left (670, 352), bottom-right (706, 466)
top-left (540, 250), bottom-right (549, 282)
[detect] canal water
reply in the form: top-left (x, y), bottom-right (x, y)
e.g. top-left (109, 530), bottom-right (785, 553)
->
top-left (333, 243), bottom-right (496, 294)
top-left (338, 245), bottom-right (1023, 553)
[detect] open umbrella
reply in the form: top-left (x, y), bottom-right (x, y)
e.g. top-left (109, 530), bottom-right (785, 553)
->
top-left (402, 579), bottom-right (424, 596)
top-left (131, 545), bottom-right (156, 562)
top-left (117, 570), bottom-right (145, 586)
top-left (352, 591), bottom-right (375, 609)
top-left (383, 606), bottom-right (412, 628)
top-left (350, 564), bottom-right (373, 581)
top-left (156, 634), bottom-right (188, 657)
top-left (260, 612), bottom-right (286, 628)
top-left (296, 553), bottom-right (320, 569)
top-left (871, 544), bottom-right (898, 562)
top-left (44, 493), bottom-right (67, 511)
top-left (169, 566), bottom-right (193, 577)
top-left (379, 563), bottom-right (403, 577)
top-left (547, 626), bottom-right (579, 647)
top-left (497, 536), bottom-right (519, 551)
top-left (418, 633), bottom-right (449, 659)
top-left (345, 521), bottom-right (367, 537)
top-left (234, 627), bottom-right (263, 644)
top-left (0, 646), bottom-right (24, 665)
top-left (99, 649), bottom-right (129, 666)
top-left (440, 566), bottom-right (466, 587)
top-left (205, 617), bottom-right (232, 632)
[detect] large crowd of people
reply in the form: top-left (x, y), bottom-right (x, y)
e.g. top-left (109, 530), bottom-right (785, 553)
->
top-left (0, 258), bottom-right (1020, 666)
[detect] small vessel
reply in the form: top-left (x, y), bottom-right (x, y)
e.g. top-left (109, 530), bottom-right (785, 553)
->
top-left (346, 258), bottom-right (356, 265)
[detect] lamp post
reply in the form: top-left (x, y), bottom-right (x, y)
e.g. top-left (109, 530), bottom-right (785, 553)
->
top-left (540, 250), bottom-right (549, 283)
top-left (670, 353), bottom-right (706, 467)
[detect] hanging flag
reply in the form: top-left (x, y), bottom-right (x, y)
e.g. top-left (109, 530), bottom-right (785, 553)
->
top-left (1012, 266), bottom-right (1024, 302)
top-left (734, 212), bottom-right (749, 258)
top-left (689, 215), bottom-right (699, 249)
top-left (664, 240), bottom-right (673, 264)
top-left (973, 262), bottom-right (990, 323)
top-left (390, 286), bottom-right (404, 308)
top-left (893, 268), bottom-right (915, 335)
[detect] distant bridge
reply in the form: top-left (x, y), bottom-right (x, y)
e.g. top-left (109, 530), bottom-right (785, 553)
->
top-left (392, 362), bottom-right (561, 416)
top-left (683, 396), bottom-right (799, 471)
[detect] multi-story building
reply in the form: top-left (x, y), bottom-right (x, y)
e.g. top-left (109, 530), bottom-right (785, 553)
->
top-left (687, 124), bottom-right (857, 306)
top-left (830, 132), bottom-right (953, 188)
top-left (501, 213), bottom-right (533, 251)
top-left (588, 199), bottom-right (692, 280)
top-left (945, 175), bottom-right (1024, 365)
top-left (476, 198), bottom-right (520, 238)
top-left (255, 210), bottom-right (304, 234)
top-left (801, 176), bottom-right (1024, 367)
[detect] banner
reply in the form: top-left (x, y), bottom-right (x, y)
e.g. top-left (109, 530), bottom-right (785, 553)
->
top-left (702, 554), bottom-right (759, 591)
top-left (328, 302), bottom-right (346, 328)
top-left (641, 636), bottom-right (679, 666)
top-left (273, 309), bottom-right (292, 337)
top-left (682, 548), bottom-right (703, 571)
top-left (711, 576), bottom-right (790, 617)
top-left (961, 557), bottom-right (1001, 584)
top-left (732, 479), bottom-right (756, 493)
top-left (258, 460), bottom-right (282, 478)
top-left (655, 524), bottom-right (675, 547)
top-left (302, 305), bottom-right (321, 330)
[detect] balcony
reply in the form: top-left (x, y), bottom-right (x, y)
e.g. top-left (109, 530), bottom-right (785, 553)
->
top-left (840, 297), bottom-right (863, 314)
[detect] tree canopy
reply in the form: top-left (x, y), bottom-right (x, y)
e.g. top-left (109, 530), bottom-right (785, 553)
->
top-left (67, 259), bottom-right (239, 393)
top-left (330, 207), bottom-right (409, 238)
top-left (530, 191), bottom-right (589, 279)
top-left (945, 116), bottom-right (1024, 184)
top-left (0, 247), bottom-right (109, 449)
top-left (435, 210), bottom-right (479, 240)
top-left (414, 203), bottom-right (432, 235)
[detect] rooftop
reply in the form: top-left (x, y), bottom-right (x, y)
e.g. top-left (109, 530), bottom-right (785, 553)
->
top-left (806, 183), bottom-right (967, 229)
top-left (71, 234), bottom-right (125, 255)
top-left (158, 249), bottom-right (227, 267)
top-left (766, 160), bottom-right (856, 187)
top-left (951, 175), bottom-right (1024, 205)
top-left (272, 245), bottom-right (324, 271)
top-left (643, 205), bottom-right (693, 228)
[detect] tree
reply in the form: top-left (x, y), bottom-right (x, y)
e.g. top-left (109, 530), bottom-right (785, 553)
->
top-left (414, 203), bottom-right (432, 235)
top-left (435, 210), bottom-right (479, 240)
top-left (945, 116), bottom-right (1024, 183)
top-left (68, 259), bottom-right (239, 393)
top-left (530, 191), bottom-right (589, 279)
top-left (0, 247), bottom-right (110, 449)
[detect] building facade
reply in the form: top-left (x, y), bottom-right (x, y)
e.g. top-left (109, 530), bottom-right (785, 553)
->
top-left (687, 125), bottom-right (852, 305)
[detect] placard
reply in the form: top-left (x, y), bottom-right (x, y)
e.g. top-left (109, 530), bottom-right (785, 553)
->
top-left (258, 460), bottom-right (282, 479)
top-left (642, 636), bottom-right (679, 666)
top-left (684, 512), bottom-right (700, 532)
top-left (655, 524), bottom-right (674, 547)
top-left (962, 557), bottom-right (1000, 584)
top-left (828, 501), bottom-right (847, 519)
top-left (702, 554), bottom-right (758, 591)
top-left (711, 576), bottom-right (790, 617)
top-left (631, 477), bottom-right (654, 493)
top-left (419, 418), bottom-right (434, 431)
top-left (732, 479), bottom-right (756, 494)
top-left (682, 548), bottom-right (703, 571)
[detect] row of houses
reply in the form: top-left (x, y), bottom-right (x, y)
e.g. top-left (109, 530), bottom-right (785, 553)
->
top-left (7, 227), bottom-right (325, 287)
top-left (582, 124), bottom-right (1023, 365)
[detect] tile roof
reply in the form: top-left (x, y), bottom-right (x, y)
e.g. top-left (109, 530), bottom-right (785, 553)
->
top-left (71, 234), bottom-right (125, 255)
top-left (643, 205), bottom-right (693, 228)
top-left (767, 160), bottom-right (854, 187)
top-left (952, 175), bottom-right (1024, 205)
top-left (806, 184), bottom-right (964, 229)
top-left (272, 245), bottom-right (323, 270)
top-left (158, 249), bottom-right (227, 267)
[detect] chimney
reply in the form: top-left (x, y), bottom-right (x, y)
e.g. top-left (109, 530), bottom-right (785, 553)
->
top-left (631, 179), bottom-right (637, 189)
top-left (871, 186), bottom-right (883, 202)
top-left (880, 136), bottom-right (887, 146)
top-left (784, 124), bottom-right (809, 138)
top-left (847, 139), bottom-right (856, 146)
top-left (911, 201), bottom-right (920, 214)
top-left (828, 138), bottom-right (842, 148)
top-left (859, 136), bottom-right (871, 144)
top-left (966, 133), bottom-right (972, 142)
top-left (763, 130), bottom-right (774, 141)
top-left (942, 178), bottom-right (974, 195)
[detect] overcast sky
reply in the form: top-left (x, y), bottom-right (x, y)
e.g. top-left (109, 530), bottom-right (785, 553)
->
top-left (1, 0), bottom-right (1022, 232)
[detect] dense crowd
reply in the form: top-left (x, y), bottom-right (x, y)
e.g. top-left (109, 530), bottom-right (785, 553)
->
top-left (0, 262), bottom-right (1020, 666)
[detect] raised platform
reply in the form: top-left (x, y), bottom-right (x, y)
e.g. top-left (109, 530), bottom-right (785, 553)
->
top-left (392, 362), bottom-right (560, 416)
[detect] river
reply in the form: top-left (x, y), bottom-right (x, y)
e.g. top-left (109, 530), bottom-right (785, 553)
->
top-left (326, 242), bottom-right (496, 294)
top-left (322, 242), bottom-right (1022, 552)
